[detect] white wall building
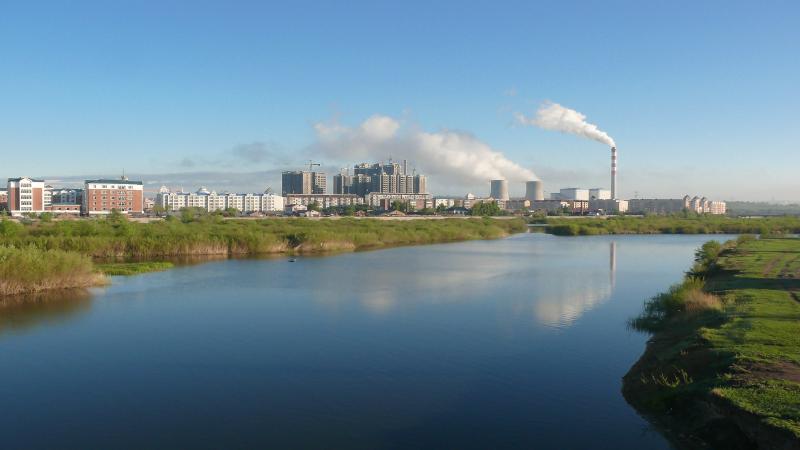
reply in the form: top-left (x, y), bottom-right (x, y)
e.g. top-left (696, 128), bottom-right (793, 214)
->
top-left (155, 187), bottom-right (285, 214)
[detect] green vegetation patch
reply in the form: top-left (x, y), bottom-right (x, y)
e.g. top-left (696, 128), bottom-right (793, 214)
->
top-left (0, 246), bottom-right (105, 296)
top-left (544, 215), bottom-right (800, 236)
top-left (97, 261), bottom-right (175, 276)
top-left (715, 380), bottom-right (800, 438)
top-left (625, 236), bottom-right (800, 446)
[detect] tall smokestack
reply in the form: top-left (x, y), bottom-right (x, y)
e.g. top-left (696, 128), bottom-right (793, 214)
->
top-left (611, 146), bottom-right (617, 199)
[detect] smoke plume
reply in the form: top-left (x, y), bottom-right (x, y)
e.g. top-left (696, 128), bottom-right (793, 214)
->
top-left (312, 115), bottom-right (538, 190)
top-left (516, 102), bottom-right (615, 147)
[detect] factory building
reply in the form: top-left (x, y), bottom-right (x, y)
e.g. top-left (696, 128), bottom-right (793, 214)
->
top-left (552, 188), bottom-right (590, 201)
top-left (589, 199), bottom-right (629, 214)
top-left (627, 195), bottom-right (726, 215)
top-left (589, 188), bottom-right (612, 200)
top-left (530, 200), bottom-right (589, 214)
top-left (282, 171), bottom-right (327, 195)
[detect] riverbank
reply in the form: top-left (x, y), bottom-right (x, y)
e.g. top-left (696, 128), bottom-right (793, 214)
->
top-left (623, 236), bottom-right (800, 449)
top-left (0, 216), bottom-right (526, 296)
top-left (542, 215), bottom-right (800, 236)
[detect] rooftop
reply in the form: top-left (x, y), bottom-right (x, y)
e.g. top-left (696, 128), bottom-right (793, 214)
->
top-left (85, 179), bottom-right (143, 185)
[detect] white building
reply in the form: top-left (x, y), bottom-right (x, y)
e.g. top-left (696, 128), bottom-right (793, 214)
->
top-left (155, 187), bottom-right (285, 214)
top-left (552, 188), bottom-right (590, 201)
top-left (589, 188), bottom-right (612, 200)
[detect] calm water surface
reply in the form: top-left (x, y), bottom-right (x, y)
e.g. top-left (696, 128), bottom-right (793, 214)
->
top-left (0, 233), bottom-right (730, 449)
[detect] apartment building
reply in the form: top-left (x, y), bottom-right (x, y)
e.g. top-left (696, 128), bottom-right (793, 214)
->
top-left (155, 187), bottom-right (285, 214)
top-left (83, 177), bottom-right (144, 215)
top-left (6, 177), bottom-right (46, 216)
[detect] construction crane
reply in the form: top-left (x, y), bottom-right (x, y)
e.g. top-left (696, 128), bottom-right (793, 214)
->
top-left (306, 160), bottom-right (321, 171)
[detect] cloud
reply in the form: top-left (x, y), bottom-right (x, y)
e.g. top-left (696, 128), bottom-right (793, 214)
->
top-left (516, 101), bottom-right (616, 147)
top-left (310, 114), bottom-right (537, 194)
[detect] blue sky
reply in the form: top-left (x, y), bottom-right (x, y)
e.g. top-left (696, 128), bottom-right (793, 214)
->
top-left (1, 0), bottom-right (798, 200)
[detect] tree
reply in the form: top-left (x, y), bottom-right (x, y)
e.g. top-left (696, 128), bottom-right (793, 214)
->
top-left (391, 200), bottom-right (409, 213)
top-left (152, 204), bottom-right (166, 217)
top-left (307, 201), bottom-right (321, 212)
top-left (470, 201), bottom-right (501, 217)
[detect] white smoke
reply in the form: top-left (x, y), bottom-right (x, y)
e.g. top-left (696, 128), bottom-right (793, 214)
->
top-left (516, 102), bottom-right (615, 147)
top-left (311, 115), bottom-right (538, 190)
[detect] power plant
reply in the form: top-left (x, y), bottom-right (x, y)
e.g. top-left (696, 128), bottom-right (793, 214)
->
top-left (490, 179), bottom-right (509, 201)
top-left (525, 181), bottom-right (544, 201)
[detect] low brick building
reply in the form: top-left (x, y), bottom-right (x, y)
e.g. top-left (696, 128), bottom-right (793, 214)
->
top-left (83, 177), bottom-right (144, 215)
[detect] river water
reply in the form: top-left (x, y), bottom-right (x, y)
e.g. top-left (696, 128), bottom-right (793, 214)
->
top-left (0, 233), bottom-right (731, 449)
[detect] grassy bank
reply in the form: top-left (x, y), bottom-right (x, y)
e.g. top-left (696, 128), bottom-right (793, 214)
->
top-left (0, 215), bottom-right (526, 258)
top-left (0, 247), bottom-right (106, 296)
top-left (542, 215), bottom-right (800, 236)
top-left (624, 236), bottom-right (800, 449)
top-left (0, 216), bottom-right (526, 296)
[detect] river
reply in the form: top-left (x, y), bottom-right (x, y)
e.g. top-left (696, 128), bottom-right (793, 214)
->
top-left (0, 233), bottom-right (732, 449)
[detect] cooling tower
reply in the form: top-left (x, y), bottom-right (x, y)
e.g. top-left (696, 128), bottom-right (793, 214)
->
top-left (525, 181), bottom-right (544, 201)
top-left (490, 179), bottom-right (509, 201)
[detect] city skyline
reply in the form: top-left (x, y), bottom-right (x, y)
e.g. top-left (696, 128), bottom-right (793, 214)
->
top-left (1, 1), bottom-right (799, 201)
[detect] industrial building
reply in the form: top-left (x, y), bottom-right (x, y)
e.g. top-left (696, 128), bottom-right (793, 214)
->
top-left (552, 188), bottom-right (590, 201)
top-left (627, 195), bottom-right (726, 215)
top-left (589, 199), bottom-right (629, 214)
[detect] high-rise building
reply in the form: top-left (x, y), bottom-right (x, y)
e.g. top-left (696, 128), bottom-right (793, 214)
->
top-left (333, 162), bottom-right (427, 195)
top-left (282, 171), bottom-right (326, 195)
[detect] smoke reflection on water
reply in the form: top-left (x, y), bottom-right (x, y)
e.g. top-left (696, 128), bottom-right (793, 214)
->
top-left (531, 241), bottom-right (617, 329)
top-left (305, 237), bottom-right (619, 329)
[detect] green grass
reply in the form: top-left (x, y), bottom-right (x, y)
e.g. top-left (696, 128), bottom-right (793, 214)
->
top-left (542, 215), bottom-right (800, 236)
top-left (96, 261), bottom-right (175, 276)
top-left (625, 236), bottom-right (800, 443)
top-left (0, 216), bottom-right (527, 258)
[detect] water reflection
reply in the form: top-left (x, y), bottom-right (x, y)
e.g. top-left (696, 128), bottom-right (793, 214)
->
top-left (531, 241), bottom-right (617, 328)
top-left (0, 289), bottom-right (93, 335)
